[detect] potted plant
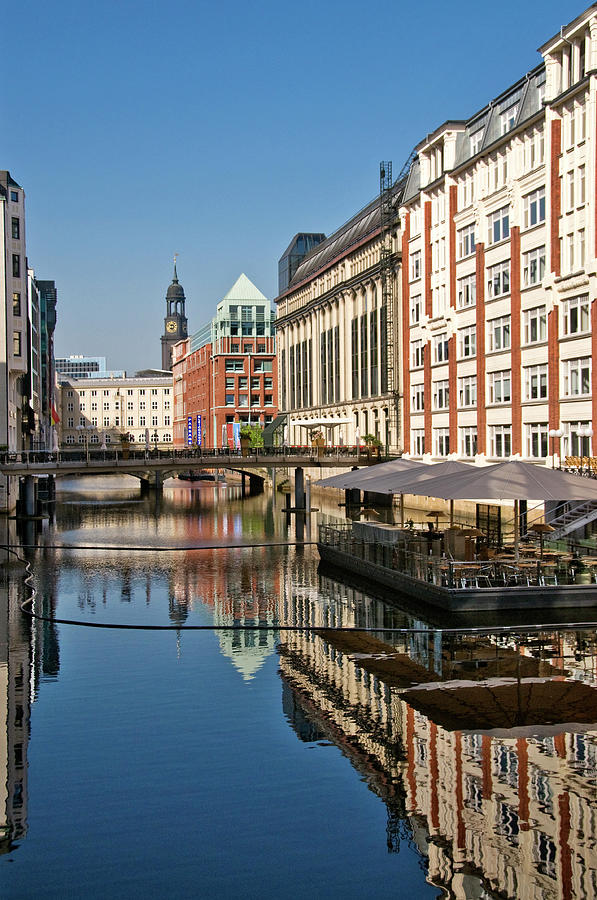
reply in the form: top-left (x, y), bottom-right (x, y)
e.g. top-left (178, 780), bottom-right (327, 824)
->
top-left (119, 432), bottom-right (131, 459)
top-left (362, 434), bottom-right (382, 459)
top-left (239, 424), bottom-right (263, 456)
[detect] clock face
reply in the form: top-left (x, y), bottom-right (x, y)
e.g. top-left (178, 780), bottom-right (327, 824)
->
top-left (166, 320), bottom-right (177, 333)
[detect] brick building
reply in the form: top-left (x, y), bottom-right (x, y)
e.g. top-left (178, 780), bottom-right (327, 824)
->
top-left (173, 274), bottom-right (277, 448)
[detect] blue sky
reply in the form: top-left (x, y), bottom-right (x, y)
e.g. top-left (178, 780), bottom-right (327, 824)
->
top-left (3, 0), bottom-right (580, 372)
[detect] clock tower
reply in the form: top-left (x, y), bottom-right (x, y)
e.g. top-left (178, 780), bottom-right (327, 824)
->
top-left (161, 258), bottom-right (188, 370)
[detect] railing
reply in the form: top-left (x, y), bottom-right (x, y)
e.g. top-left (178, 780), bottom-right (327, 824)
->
top-left (318, 523), bottom-right (587, 590)
top-left (0, 445), bottom-right (376, 467)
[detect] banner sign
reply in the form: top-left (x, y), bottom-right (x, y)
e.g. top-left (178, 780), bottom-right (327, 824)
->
top-left (196, 415), bottom-right (202, 446)
top-left (187, 416), bottom-right (193, 445)
top-left (232, 422), bottom-right (241, 450)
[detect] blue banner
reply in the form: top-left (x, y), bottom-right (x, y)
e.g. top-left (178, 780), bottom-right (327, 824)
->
top-left (187, 416), bottom-right (193, 445)
top-left (197, 415), bottom-right (202, 446)
top-left (232, 422), bottom-right (241, 450)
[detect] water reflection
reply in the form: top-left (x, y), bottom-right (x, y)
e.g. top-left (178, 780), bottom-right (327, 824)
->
top-left (2, 477), bottom-right (597, 896)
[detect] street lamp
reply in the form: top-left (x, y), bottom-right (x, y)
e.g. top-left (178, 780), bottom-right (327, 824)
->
top-left (76, 425), bottom-right (90, 462)
top-left (548, 428), bottom-right (563, 469)
top-left (577, 424), bottom-right (594, 474)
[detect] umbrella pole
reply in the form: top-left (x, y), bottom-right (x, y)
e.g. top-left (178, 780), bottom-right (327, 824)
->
top-left (449, 499), bottom-right (454, 527)
top-left (400, 494), bottom-right (404, 528)
top-left (514, 499), bottom-right (520, 562)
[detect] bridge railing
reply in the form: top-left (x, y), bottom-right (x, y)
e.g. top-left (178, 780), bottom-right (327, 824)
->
top-left (0, 445), bottom-right (379, 466)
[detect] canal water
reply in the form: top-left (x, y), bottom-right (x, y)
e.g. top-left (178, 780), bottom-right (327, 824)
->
top-left (1, 476), bottom-right (596, 898)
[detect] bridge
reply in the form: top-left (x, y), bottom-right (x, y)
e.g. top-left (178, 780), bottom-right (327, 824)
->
top-left (0, 447), bottom-right (381, 517)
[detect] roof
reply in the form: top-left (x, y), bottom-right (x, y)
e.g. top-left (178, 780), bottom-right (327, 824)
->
top-left (222, 273), bottom-right (267, 302)
top-left (280, 182), bottom-right (404, 296)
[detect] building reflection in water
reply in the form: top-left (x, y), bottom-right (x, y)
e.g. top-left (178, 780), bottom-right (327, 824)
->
top-left (0, 539), bottom-right (33, 853)
top-left (279, 572), bottom-right (597, 899)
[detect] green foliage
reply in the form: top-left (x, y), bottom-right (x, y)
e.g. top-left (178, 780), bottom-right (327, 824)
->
top-left (362, 433), bottom-right (382, 447)
top-left (239, 424), bottom-right (264, 447)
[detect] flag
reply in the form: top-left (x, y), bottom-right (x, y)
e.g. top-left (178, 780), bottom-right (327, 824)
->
top-left (51, 402), bottom-right (60, 425)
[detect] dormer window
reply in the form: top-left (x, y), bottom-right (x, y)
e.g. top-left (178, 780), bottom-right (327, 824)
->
top-left (499, 106), bottom-right (518, 135)
top-left (470, 129), bottom-right (483, 155)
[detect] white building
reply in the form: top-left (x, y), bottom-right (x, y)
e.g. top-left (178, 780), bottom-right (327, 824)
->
top-left (276, 6), bottom-right (597, 465)
top-left (58, 374), bottom-right (173, 448)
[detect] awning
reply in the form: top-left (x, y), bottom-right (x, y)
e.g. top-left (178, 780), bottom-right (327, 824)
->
top-left (289, 418), bottom-right (352, 429)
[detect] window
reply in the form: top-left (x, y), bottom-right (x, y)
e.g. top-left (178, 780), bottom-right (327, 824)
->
top-left (411, 383), bottom-right (425, 411)
top-left (562, 357), bottom-right (591, 396)
top-left (488, 315), bottom-right (511, 351)
top-left (103, 402), bottom-right (109, 410)
top-left (524, 127), bottom-right (545, 171)
top-left (238, 395), bottom-right (248, 407)
top-left (91, 390), bottom-right (97, 396)
top-left (243, 344), bottom-right (252, 353)
top-left (127, 401), bottom-right (134, 410)
top-left (567, 170), bottom-right (575, 211)
top-left (139, 416), bottom-right (146, 427)
top-left (67, 417), bottom-right (74, 428)
top-left (410, 294), bottom-right (422, 324)
top-left (12, 292), bottom-right (21, 316)
top-left (225, 359), bottom-right (244, 372)
top-left (460, 426), bottom-right (477, 457)
top-left (409, 250), bottom-right (421, 280)
top-left (79, 402), bottom-right (86, 411)
top-left (579, 229), bottom-right (585, 268)
top-left (433, 380), bottom-right (449, 409)
top-left (470, 128), bottom-right (483, 155)
top-left (250, 377), bottom-right (260, 389)
top-left (103, 390), bottom-right (109, 396)
top-left (457, 223), bottom-right (476, 259)
top-left (433, 333), bottom-right (449, 364)
top-left (67, 402), bottom-right (74, 412)
top-left (526, 423), bottom-right (548, 458)
top-left (103, 417), bottom-right (110, 427)
top-left (562, 295), bottom-right (590, 335)
top-left (127, 417), bottom-right (134, 427)
top-left (238, 377), bottom-right (248, 389)
top-left (151, 389), bottom-right (157, 395)
top-left (457, 274), bottom-right (476, 309)
top-left (523, 188), bottom-right (545, 228)
top-left (523, 306), bottom-right (547, 344)
top-left (257, 343), bottom-right (265, 353)
top-left (151, 401), bottom-right (158, 410)
top-left (151, 416), bottom-right (158, 426)
top-left (127, 389), bottom-right (133, 395)
top-left (225, 394), bottom-right (235, 406)
top-left (524, 365), bottom-right (548, 400)
top-left (164, 388), bottom-right (170, 395)
top-left (11, 217), bottom-right (20, 240)
top-left (487, 260), bottom-right (510, 298)
top-left (499, 105), bottom-right (518, 134)
top-left (488, 370), bottom-right (511, 404)
top-left (264, 377), bottom-right (273, 389)
top-left (253, 360), bottom-right (272, 373)
top-left (12, 254), bottom-right (20, 278)
top-left (487, 206), bottom-right (509, 245)
top-left (139, 389), bottom-right (145, 396)
top-left (578, 165), bottom-right (585, 205)
top-left (91, 417), bottom-right (98, 426)
top-left (412, 429), bottom-right (425, 455)
top-left (490, 424), bottom-right (512, 457)
top-left (522, 246), bottom-right (545, 286)
top-left (164, 415), bottom-right (171, 425)
top-left (225, 377), bottom-right (234, 390)
top-left (434, 428), bottom-right (450, 457)
top-left (10, 190), bottom-right (18, 202)
top-left (458, 326), bottom-right (476, 359)
top-left (411, 339), bottom-right (424, 368)
top-left (13, 332), bottom-right (21, 357)
top-left (91, 402), bottom-right (97, 411)
top-left (231, 343), bottom-right (239, 352)
top-left (458, 375), bottom-right (477, 408)
top-left (66, 434), bottom-right (75, 444)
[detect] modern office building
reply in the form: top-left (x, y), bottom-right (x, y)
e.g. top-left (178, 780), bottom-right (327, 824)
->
top-left (58, 373), bottom-right (173, 448)
top-left (35, 280), bottom-right (57, 447)
top-left (276, 6), bottom-right (597, 463)
top-left (54, 356), bottom-right (124, 379)
top-left (161, 262), bottom-right (188, 371)
top-left (172, 273), bottom-right (277, 448)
